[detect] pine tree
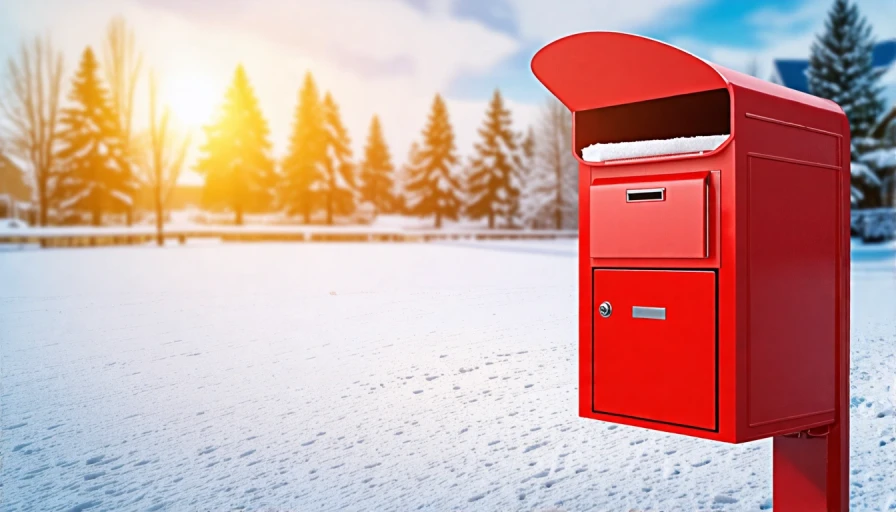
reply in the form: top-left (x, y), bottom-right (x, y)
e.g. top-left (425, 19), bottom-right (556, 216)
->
top-left (405, 94), bottom-right (462, 228)
top-left (54, 47), bottom-right (135, 226)
top-left (466, 90), bottom-right (521, 228)
top-left (321, 92), bottom-right (355, 224)
top-left (359, 115), bottom-right (395, 216)
top-left (196, 64), bottom-right (274, 225)
top-left (281, 72), bottom-right (326, 223)
top-left (807, 0), bottom-right (885, 137)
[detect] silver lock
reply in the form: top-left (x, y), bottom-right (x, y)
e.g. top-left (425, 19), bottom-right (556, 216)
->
top-left (598, 301), bottom-right (612, 318)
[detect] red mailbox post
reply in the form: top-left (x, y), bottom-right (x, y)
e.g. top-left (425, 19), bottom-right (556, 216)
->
top-left (532, 32), bottom-right (850, 511)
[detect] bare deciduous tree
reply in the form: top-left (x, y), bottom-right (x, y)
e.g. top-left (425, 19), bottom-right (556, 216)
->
top-left (103, 16), bottom-right (143, 156)
top-left (0, 36), bottom-right (64, 226)
top-left (525, 98), bottom-right (577, 230)
top-left (141, 71), bottom-right (190, 246)
top-left (745, 57), bottom-right (760, 78)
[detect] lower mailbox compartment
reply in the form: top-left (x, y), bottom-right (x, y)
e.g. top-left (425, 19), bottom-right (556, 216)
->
top-left (592, 269), bottom-right (717, 431)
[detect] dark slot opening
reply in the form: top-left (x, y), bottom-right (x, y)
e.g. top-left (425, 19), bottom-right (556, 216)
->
top-left (626, 189), bottom-right (665, 202)
top-left (575, 88), bottom-right (730, 158)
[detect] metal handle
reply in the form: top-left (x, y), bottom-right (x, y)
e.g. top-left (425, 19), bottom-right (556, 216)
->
top-left (632, 306), bottom-right (666, 320)
top-left (598, 301), bottom-right (612, 318)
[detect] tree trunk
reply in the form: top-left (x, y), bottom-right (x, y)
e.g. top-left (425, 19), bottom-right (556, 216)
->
top-left (92, 207), bottom-right (101, 226)
top-left (235, 205), bottom-right (243, 226)
top-left (39, 179), bottom-right (48, 226)
top-left (435, 211), bottom-right (442, 229)
top-left (326, 193), bottom-right (333, 225)
top-left (488, 211), bottom-right (495, 229)
top-left (155, 182), bottom-right (164, 246)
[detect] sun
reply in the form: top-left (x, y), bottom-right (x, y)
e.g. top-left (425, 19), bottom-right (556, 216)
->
top-left (164, 73), bottom-right (219, 129)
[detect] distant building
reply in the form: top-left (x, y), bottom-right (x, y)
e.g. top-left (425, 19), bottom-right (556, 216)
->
top-left (771, 39), bottom-right (896, 107)
top-left (0, 152), bottom-right (33, 221)
top-left (0, 152), bottom-right (31, 202)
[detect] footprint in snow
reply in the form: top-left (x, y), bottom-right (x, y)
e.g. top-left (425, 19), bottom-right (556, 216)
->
top-left (691, 458), bottom-right (712, 467)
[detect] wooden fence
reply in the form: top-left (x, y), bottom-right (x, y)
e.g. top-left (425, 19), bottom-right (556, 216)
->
top-left (0, 226), bottom-right (578, 248)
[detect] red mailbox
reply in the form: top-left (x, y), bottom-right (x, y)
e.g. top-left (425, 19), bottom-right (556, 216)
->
top-left (532, 32), bottom-right (850, 511)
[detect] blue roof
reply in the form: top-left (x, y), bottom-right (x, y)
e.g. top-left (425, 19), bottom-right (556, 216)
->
top-left (774, 39), bottom-right (896, 93)
top-left (873, 40), bottom-right (896, 67)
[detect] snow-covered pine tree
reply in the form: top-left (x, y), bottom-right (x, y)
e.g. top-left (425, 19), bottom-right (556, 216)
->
top-left (405, 94), bottom-right (463, 228)
top-left (359, 115), bottom-right (395, 217)
top-left (466, 90), bottom-right (522, 229)
top-left (281, 72), bottom-right (326, 223)
top-left (321, 92), bottom-right (355, 224)
top-left (394, 142), bottom-right (422, 215)
top-left (196, 65), bottom-right (275, 225)
top-left (807, 0), bottom-right (885, 138)
top-left (54, 47), bottom-right (136, 226)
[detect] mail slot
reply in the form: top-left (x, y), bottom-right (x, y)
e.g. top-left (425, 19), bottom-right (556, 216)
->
top-left (532, 32), bottom-right (850, 446)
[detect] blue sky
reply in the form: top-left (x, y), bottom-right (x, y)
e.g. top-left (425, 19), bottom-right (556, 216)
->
top-left (2, 0), bottom-right (895, 179)
top-left (443, 0), bottom-right (891, 102)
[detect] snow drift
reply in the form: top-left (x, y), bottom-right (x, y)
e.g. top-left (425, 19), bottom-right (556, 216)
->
top-left (582, 135), bottom-right (728, 163)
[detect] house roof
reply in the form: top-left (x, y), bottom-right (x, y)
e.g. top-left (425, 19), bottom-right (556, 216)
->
top-left (773, 39), bottom-right (896, 93)
top-left (0, 152), bottom-right (31, 203)
top-left (872, 106), bottom-right (896, 139)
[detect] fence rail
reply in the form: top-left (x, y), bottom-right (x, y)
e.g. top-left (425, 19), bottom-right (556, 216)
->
top-left (0, 226), bottom-right (579, 248)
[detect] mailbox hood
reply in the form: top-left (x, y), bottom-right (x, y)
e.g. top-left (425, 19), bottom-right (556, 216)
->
top-left (531, 31), bottom-right (842, 115)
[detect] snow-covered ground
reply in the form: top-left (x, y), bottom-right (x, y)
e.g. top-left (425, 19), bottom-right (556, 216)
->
top-left (0, 240), bottom-right (894, 511)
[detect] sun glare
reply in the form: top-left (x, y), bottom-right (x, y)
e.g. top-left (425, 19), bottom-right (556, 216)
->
top-left (164, 74), bottom-right (219, 128)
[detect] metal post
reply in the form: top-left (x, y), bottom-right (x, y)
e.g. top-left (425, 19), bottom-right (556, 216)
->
top-left (773, 318), bottom-right (849, 510)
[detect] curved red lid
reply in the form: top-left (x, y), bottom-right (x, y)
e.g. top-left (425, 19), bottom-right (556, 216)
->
top-left (531, 31), bottom-right (843, 115)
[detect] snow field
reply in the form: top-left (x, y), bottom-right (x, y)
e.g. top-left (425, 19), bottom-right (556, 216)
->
top-left (0, 241), bottom-right (894, 511)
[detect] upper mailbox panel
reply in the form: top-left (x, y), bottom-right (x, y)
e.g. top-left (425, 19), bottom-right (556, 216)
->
top-left (531, 31), bottom-right (843, 114)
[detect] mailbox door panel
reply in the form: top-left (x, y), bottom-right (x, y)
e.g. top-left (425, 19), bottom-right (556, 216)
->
top-left (592, 269), bottom-right (716, 430)
top-left (590, 172), bottom-right (709, 259)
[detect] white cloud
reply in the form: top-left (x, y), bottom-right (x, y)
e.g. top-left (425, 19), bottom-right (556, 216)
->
top-left (507, 0), bottom-right (705, 43)
top-left (746, 2), bottom-right (822, 32)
